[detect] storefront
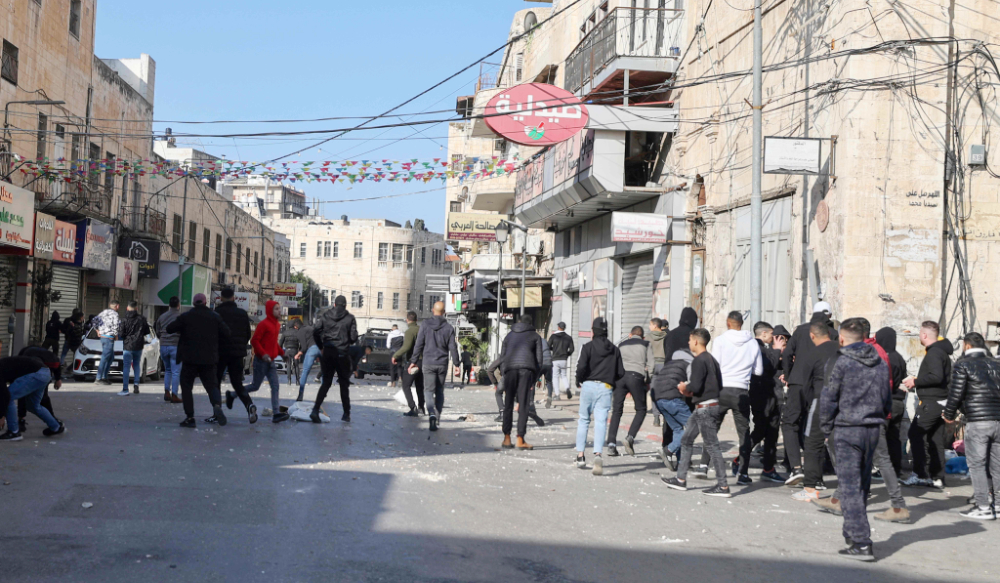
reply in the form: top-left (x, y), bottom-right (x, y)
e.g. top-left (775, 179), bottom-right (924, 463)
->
top-left (50, 220), bottom-right (82, 319)
top-left (0, 183), bottom-right (36, 350)
top-left (72, 219), bottom-right (116, 319)
top-left (618, 252), bottom-right (655, 340)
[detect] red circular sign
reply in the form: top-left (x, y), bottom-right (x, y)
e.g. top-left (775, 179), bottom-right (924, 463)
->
top-left (483, 83), bottom-right (589, 146)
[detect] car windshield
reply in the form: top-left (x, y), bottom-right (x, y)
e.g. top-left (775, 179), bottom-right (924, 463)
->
top-left (86, 327), bottom-right (100, 340)
top-left (363, 337), bottom-right (387, 350)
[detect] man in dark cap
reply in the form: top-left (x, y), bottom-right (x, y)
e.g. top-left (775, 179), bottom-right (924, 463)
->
top-left (166, 293), bottom-right (233, 428)
top-left (748, 322), bottom-right (785, 483)
top-left (312, 295), bottom-right (358, 423)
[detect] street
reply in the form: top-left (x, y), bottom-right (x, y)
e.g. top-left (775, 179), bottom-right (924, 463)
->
top-left (1, 377), bottom-right (990, 583)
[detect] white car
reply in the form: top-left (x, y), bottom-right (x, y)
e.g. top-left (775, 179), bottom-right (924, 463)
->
top-left (72, 326), bottom-right (162, 382)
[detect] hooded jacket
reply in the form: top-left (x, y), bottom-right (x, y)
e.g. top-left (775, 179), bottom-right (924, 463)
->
top-left (19, 346), bottom-right (62, 381)
top-left (713, 329), bottom-right (764, 390)
top-left (313, 305), bottom-right (359, 353)
top-left (664, 307), bottom-right (698, 356)
top-left (944, 350), bottom-right (1000, 423)
top-left (914, 339), bottom-right (955, 400)
top-left (296, 325), bottom-right (317, 353)
top-left (62, 313), bottom-right (85, 348)
top-left (45, 313), bottom-right (62, 340)
top-left (279, 325), bottom-right (301, 353)
top-left (750, 339), bottom-right (780, 397)
top-left (648, 329), bottom-right (668, 364)
top-left (820, 342), bottom-right (892, 433)
top-left (651, 348), bottom-right (694, 401)
top-left (500, 322), bottom-right (543, 373)
top-left (575, 322), bottom-right (625, 388)
top-left (119, 310), bottom-right (151, 352)
top-left (166, 304), bottom-right (232, 365)
top-left (387, 328), bottom-right (405, 352)
top-left (411, 315), bottom-right (460, 368)
top-left (618, 336), bottom-right (654, 379)
top-left (250, 300), bottom-right (285, 360)
top-left (155, 309), bottom-right (182, 348)
top-left (215, 301), bottom-right (253, 358)
top-left (783, 312), bottom-right (837, 386)
top-left (547, 330), bottom-right (574, 361)
top-left (874, 327), bottom-right (908, 401)
top-left (802, 339), bottom-right (841, 403)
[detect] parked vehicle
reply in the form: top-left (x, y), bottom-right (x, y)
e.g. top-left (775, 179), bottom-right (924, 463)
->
top-left (73, 327), bottom-right (162, 382)
top-left (356, 329), bottom-right (393, 378)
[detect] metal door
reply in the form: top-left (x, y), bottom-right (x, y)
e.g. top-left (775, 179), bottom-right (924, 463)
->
top-left (619, 252), bottom-right (654, 340)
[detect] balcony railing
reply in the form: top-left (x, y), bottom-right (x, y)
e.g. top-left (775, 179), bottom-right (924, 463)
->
top-left (565, 7), bottom-right (683, 95)
top-left (31, 177), bottom-right (113, 221)
top-left (121, 207), bottom-right (167, 239)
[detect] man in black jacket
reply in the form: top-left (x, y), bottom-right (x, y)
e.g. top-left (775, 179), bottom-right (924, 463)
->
top-left (499, 313), bottom-right (542, 448)
top-left (901, 320), bottom-right (954, 488)
top-left (60, 309), bottom-right (85, 371)
top-left (782, 301), bottom-right (835, 484)
top-left (486, 353), bottom-right (544, 426)
top-left (661, 328), bottom-right (731, 497)
top-left (279, 321), bottom-right (302, 385)
top-left (15, 345), bottom-right (64, 436)
top-left (797, 321), bottom-right (842, 498)
top-left (819, 319), bottom-right (891, 562)
top-left (548, 322), bottom-right (574, 400)
top-left (409, 301), bottom-right (460, 432)
top-left (943, 332), bottom-right (1000, 520)
top-left (574, 317), bottom-right (624, 476)
top-left (313, 295), bottom-right (359, 423)
top-left (118, 301), bottom-right (150, 396)
top-left (875, 327), bottom-right (908, 476)
top-left (167, 293), bottom-right (235, 428)
top-left (0, 354), bottom-right (64, 440)
top-left (748, 322), bottom-right (784, 483)
top-left (216, 289), bottom-right (257, 422)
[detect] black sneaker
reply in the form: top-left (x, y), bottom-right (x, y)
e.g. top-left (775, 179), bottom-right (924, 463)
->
top-left (133, 384), bottom-right (140, 394)
top-left (205, 416), bottom-right (219, 424)
top-left (703, 485), bottom-right (733, 498)
top-left (272, 412), bottom-right (290, 424)
top-left (607, 444), bottom-right (620, 457)
top-left (691, 465), bottom-right (710, 480)
top-left (815, 480), bottom-right (828, 491)
top-left (661, 476), bottom-right (687, 491)
top-left (43, 422), bottom-right (66, 437)
top-left (652, 414), bottom-right (661, 427)
top-left (872, 469), bottom-right (884, 482)
top-left (225, 390), bottom-right (235, 410)
top-left (163, 390), bottom-right (171, 402)
top-left (18, 418), bottom-right (26, 433)
top-left (341, 413), bottom-right (351, 423)
top-left (531, 414), bottom-right (545, 427)
top-left (213, 406), bottom-right (227, 427)
top-left (669, 455), bottom-right (679, 472)
top-left (737, 474), bottom-right (752, 486)
top-left (660, 447), bottom-right (672, 469)
top-left (403, 408), bottom-right (419, 417)
top-left (565, 388), bottom-right (573, 400)
top-left (179, 418), bottom-right (196, 428)
top-left (247, 404), bottom-right (258, 424)
top-left (623, 435), bottom-right (635, 456)
top-left (838, 543), bottom-right (875, 562)
top-left (576, 454), bottom-right (586, 469)
top-left (0, 430), bottom-right (23, 442)
top-left (429, 416), bottom-right (438, 432)
top-left (310, 409), bottom-right (322, 424)
top-left (760, 470), bottom-right (785, 483)
top-left (494, 413), bottom-right (503, 422)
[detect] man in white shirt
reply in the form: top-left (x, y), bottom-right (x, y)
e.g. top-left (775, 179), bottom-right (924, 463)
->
top-left (692, 310), bottom-right (763, 485)
top-left (94, 300), bottom-right (121, 386)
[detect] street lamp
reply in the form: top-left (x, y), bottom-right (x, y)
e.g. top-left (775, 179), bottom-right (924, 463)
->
top-left (499, 220), bottom-right (528, 316)
top-left (3, 100), bottom-right (66, 131)
top-left (494, 222), bottom-right (508, 356)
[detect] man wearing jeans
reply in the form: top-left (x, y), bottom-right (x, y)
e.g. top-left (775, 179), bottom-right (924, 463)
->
top-left (156, 297), bottom-right (183, 403)
top-left (0, 355), bottom-right (64, 441)
top-left (94, 300), bottom-right (120, 385)
top-left (944, 332), bottom-right (1000, 520)
top-left (574, 318), bottom-right (624, 476)
top-left (409, 301), bottom-right (460, 433)
top-left (661, 328), bottom-right (731, 497)
top-left (548, 322), bottom-right (574, 400)
top-left (244, 300), bottom-right (289, 424)
top-left (651, 346), bottom-right (694, 470)
top-left (295, 321), bottom-right (320, 402)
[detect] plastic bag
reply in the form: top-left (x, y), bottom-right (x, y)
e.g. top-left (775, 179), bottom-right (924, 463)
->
top-left (288, 401), bottom-right (329, 423)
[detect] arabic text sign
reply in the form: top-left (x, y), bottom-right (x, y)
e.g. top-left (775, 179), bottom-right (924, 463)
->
top-left (123, 238), bottom-right (161, 278)
top-left (763, 137), bottom-right (822, 175)
top-left (611, 212), bottom-right (670, 244)
top-left (273, 283), bottom-right (302, 297)
top-left (53, 221), bottom-right (77, 263)
top-left (211, 290), bottom-right (254, 311)
top-left (33, 212), bottom-right (56, 260)
top-left (446, 212), bottom-right (504, 242)
top-left (484, 83), bottom-right (590, 147)
top-left (0, 183), bottom-right (35, 250)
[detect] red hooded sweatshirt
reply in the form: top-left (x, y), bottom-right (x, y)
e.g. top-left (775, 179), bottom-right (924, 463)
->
top-left (251, 300), bottom-right (285, 359)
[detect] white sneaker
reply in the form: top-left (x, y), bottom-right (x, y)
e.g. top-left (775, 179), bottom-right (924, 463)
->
top-left (931, 479), bottom-right (945, 489)
top-left (691, 465), bottom-right (710, 480)
top-left (792, 488), bottom-right (819, 502)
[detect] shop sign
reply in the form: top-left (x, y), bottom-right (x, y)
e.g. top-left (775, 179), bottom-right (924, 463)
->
top-left (146, 263), bottom-right (212, 307)
top-left (0, 183), bottom-right (34, 250)
top-left (562, 264), bottom-right (581, 291)
top-left (274, 282), bottom-right (302, 297)
top-left (611, 212), bottom-right (669, 244)
top-left (122, 238), bottom-right (160, 278)
top-left (446, 212), bottom-right (504, 242)
top-left (53, 221), bottom-right (77, 263)
top-left (114, 256), bottom-right (138, 290)
top-left (75, 219), bottom-right (115, 271)
top-left (33, 212), bottom-right (56, 260)
top-left (210, 289), bottom-right (254, 311)
top-left (484, 83), bottom-right (589, 146)
top-left (506, 286), bottom-right (543, 308)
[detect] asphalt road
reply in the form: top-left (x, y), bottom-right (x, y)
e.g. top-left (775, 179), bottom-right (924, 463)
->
top-left (0, 376), bottom-right (991, 583)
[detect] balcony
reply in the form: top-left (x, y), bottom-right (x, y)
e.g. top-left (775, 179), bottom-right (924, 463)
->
top-left (121, 207), bottom-right (167, 240)
top-left (468, 172), bottom-right (517, 213)
top-left (31, 178), bottom-right (114, 221)
top-left (565, 7), bottom-right (683, 100)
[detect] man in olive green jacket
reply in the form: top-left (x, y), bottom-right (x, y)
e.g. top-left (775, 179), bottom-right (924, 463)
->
top-left (392, 311), bottom-right (424, 415)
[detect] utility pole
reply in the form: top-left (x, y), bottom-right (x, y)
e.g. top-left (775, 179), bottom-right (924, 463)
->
top-left (750, 1), bottom-right (763, 325)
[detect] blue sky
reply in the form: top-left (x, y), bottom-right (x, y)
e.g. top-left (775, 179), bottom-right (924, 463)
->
top-left (95, 0), bottom-right (531, 233)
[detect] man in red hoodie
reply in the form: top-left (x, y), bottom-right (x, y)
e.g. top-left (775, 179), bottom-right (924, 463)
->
top-left (245, 300), bottom-right (289, 423)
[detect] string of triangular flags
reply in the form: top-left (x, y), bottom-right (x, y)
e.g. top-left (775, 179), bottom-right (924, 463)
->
top-left (13, 153), bottom-right (522, 185)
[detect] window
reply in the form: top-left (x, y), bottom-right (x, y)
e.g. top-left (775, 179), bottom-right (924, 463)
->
top-left (324, 241), bottom-right (331, 257)
top-left (515, 52), bottom-right (523, 82)
top-left (188, 221), bottom-right (197, 259)
top-left (245, 250), bottom-right (250, 276)
top-left (1, 40), bottom-right (18, 85)
top-left (406, 245), bottom-right (413, 265)
top-left (299, 242), bottom-right (306, 257)
top-left (69, 1), bottom-right (82, 38)
top-left (36, 113), bottom-right (47, 161)
top-left (392, 293), bottom-right (400, 310)
top-left (172, 214), bottom-right (183, 252)
top-left (407, 293), bottom-right (412, 310)
top-left (351, 291), bottom-right (361, 308)
top-left (202, 228), bottom-right (211, 263)
top-left (215, 234), bottom-right (222, 267)
top-left (391, 243), bottom-right (403, 262)
top-left (354, 242), bottom-right (363, 258)
top-left (450, 201), bottom-right (462, 213)
top-left (573, 225), bottom-right (583, 254)
top-left (316, 241), bottom-right (322, 257)
top-left (253, 251), bottom-right (259, 278)
top-left (332, 241), bottom-right (339, 258)
top-left (236, 243), bottom-right (242, 272)
top-left (378, 243), bottom-right (389, 262)
top-left (563, 230), bottom-right (572, 258)
top-left (421, 248), bottom-right (427, 264)
top-left (226, 238), bottom-right (233, 269)
top-left (277, 260), bottom-right (283, 282)
top-left (88, 143), bottom-right (100, 191)
top-left (419, 295), bottom-right (424, 312)
top-left (377, 292), bottom-right (384, 310)
top-left (105, 153), bottom-right (116, 199)
top-left (431, 249), bottom-right (443, 266)
top-left (267, 258), bottom-right (272, 283)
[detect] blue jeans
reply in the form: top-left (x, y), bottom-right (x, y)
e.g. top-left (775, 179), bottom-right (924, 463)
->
top-left (60, 341), bottom-right (77, 367)
top-left (245, 357), bottom-right (280, 411)
top-left (122, 350), bottom-right (143, 389)
top-left (576, 381), bottom-right (613, 454)
top-left (97, 337), bottom-right (115, 380)
top-left (657, 398), bottom-right (691, 455)
top-left (298, 345), bottom-right (321, 395)
top-left (6, 368), bottom-right (58, 431)
top-left (161, 346), bottom-right (181, 395)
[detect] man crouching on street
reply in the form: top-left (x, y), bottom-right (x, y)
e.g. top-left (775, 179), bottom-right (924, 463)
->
top-left (820, 318), bottom-right (891, 562)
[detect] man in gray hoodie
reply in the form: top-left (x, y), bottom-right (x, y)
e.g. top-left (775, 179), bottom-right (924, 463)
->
top-left (409, 301), bottom-right (460, 432)
top-left (608, 326), bottom-right (654, 457)
top-left (155, 296), bottom-right (183, 404)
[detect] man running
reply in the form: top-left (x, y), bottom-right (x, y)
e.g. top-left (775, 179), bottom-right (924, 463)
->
top-left (216, 289), bottom-right (257, 422)
top-left (167, 293), bottom-right (234, 428)
top-left (409, 301), bottom-right (460, 432)
top-left (608, 326), bottom-right (653, 457)
top-left (244, 300), bottom-right (288, 424)
top-left (295, 319), bottom-right (320, 402)
top-left (312, 295), bottom-right (359, 423)
top-left (156, 297), bottom-right (183, 403)
top-left (574, 317), bottom-right (624, 476)
top-left (392, 311), bottom-right (424, 416)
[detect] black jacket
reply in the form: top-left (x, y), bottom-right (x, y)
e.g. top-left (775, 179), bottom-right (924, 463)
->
top-left (167, 305), bottom-right (232, 365)
top-left (62, 316), bottom-right (85, 347)
top-left (915, 339), bottom-right (955, 400)
top-left (801, 340), bottom-right (841, 403)
top-left (651, 349), bottom-right (693, 401)
top-left (820, 342), bottom-right (892, 433)
top-left (215, 302), bottom-right (253, 358)
top-left (45, 316), bottom-right (62, 340)
top-left (297, 325), bottom-right (317, 353)
top-left (313, 306), bottom-right (359, 353)
top-left (410, 315), bottom-right (459, 368)
top-left (783, 312), bottom-right (837, 386)
top-left (686, 351), bottom-right (723, 405)
top-left (750, 340), bottom-right (780, 397)
top-left (547, 331), bottom-right (575, 361)
top-left (875, 327), bottom-right (908, 401)
top-left (944, 351), bottom-right (1000, 423)
top-left (119, 311), bottom-right (150, 352)
top-left (0, 355), bottom-right (47, 385)
top-left (500, 322), bottom-right (543, 373)
top-left (663, 307), bottom-right (698, 356)
top-left (279, 326), bottom-right (301, 353)
top-left (576, 335), bottom-right (625, 387)
top-left (19, 346), bottom-right (62, 381)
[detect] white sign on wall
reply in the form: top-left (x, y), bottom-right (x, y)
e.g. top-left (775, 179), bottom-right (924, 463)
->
top-left (763, 137), bottom-right (822, 175)
top-left (611, 212), bottom-right (669, 244)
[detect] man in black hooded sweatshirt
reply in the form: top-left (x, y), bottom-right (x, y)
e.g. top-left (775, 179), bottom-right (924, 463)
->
top-left (499, 313), bottom-right (543, 449)
top-left (874, 327), bottom-right (908, 477)
top-left (313, 295), bottom-right (359, 423)
top-left (659, 307), bottom-right (698, 449)
top-left (901, 320), bottom-right (954, 488)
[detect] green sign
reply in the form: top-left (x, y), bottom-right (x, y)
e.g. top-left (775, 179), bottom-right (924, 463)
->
top-left (155, 264), bottom-right (212, 306)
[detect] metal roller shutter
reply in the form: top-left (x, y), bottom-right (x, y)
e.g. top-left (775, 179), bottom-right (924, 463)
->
top-left (0, 256), bottom-right (15, 350)
top-left (50, 266), bottom-right (81, 319)
top-left (619, 252), bottom-right (655, 341)
top-left (569, 292), bottom-right (579, 386)
top-left (85, 287), bottom-right (108, 322)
